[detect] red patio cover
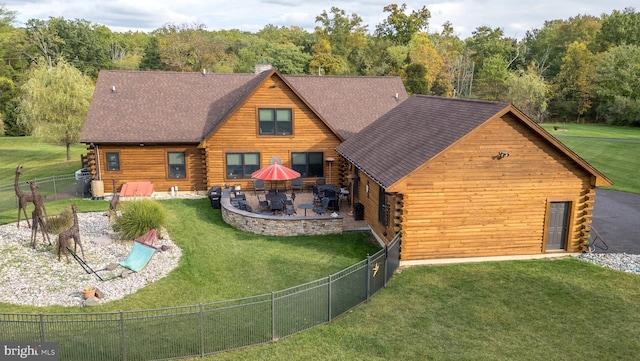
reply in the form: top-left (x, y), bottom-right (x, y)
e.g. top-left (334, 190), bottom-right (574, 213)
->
top-left (251, 163), bottom-right (301, 181)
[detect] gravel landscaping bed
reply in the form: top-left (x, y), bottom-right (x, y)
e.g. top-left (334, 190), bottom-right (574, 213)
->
top-left (0, 212), bottom-right (181, 307)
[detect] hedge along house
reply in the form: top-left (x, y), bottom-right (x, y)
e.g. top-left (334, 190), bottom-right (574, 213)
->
top-left (336, 95), bottom-right (612, 262)
top-left (80, 67), bottom-right (408, 193)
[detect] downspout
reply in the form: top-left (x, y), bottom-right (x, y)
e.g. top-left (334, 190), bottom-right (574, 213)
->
top-left (95, 144), bottom-right (101, 181)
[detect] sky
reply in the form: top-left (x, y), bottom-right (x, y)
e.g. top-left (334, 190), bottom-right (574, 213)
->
top-left (3, 0), bottom-right (635, 39)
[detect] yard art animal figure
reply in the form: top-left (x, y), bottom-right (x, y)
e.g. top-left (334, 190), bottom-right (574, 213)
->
top-left (108, 179), bottom-right (120, 220)
top-left (28, 180), bottom-right (51, 248)
top-left (14, 165), bottom-right (47, 228)
top-left (57, 204), bottom-right (84, 262)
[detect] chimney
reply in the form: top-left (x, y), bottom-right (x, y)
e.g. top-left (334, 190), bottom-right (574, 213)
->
top-left (254, 63), bottom-right (272, 74)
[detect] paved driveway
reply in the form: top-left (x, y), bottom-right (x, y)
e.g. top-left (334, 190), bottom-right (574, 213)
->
top-left (592, 189), bottom-right (640, 254)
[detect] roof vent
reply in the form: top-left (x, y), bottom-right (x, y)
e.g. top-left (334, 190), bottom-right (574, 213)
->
top-left (395, 92), bottom-right (398, 101)
top-left (202, 68), bottom-right (206, 76)
top-left (111, 86), bottom-right (116, 93)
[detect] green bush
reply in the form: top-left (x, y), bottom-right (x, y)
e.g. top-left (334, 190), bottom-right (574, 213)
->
top-left (112, 199), bottom-right (168, 240)
top-left (45, 207), bottom-right (72, 235)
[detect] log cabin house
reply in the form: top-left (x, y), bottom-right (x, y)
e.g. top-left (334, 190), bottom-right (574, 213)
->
top-left (80, 66), bottom-right (408, 194)
top-left (336, 95), bottom-right (612, 261)
top-left (81, 67), bottom-right (612, 261)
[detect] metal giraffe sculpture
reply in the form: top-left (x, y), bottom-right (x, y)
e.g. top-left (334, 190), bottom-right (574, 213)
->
top-left (14, 165), bottom-right (34, 228)
top-left (28, 180), bottom-right (50, 248)
top-left (56, 204), bottom-right (84, 261)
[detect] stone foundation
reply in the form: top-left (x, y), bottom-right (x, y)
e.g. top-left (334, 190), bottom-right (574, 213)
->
top-left (220, 189), bottom-right (343, 236)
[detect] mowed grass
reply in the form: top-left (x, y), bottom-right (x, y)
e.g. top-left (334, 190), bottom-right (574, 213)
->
top-left (0, 136), bottom-right (87, 184)
top-left (201, 259), bottom-right (640, 361)
top-left (539, 123), bottom-right (640, 194)
top-left (540, 123), bottom-right (640, 140)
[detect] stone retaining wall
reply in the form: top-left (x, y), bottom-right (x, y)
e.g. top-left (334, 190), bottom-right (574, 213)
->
top-left (220, 189), bottom-right (343, 236)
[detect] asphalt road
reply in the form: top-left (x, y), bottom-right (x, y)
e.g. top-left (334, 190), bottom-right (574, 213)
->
top-left (592, 189), bottom-right (640, 254)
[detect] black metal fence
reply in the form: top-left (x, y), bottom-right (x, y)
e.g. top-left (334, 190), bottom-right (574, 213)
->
top-left (0, 235), bottom-right (401, 361)
top-left (0, 174), bottom-right (81, 212)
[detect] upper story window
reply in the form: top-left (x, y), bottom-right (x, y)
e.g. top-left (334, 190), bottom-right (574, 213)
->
top-left (106, 152), bottom-right (120, 171)
top-left (259, 108), bottom-right (292, 135)
top-left (168, 152), bottom-right (186, 179)
top-left (291, 152), bottom-right (323, 177)
top-left (226, 152), bottom-right (260, 179)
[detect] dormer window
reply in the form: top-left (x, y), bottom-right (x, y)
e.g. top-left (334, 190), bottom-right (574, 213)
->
top-left (258, 108), bottom-right (292, 135)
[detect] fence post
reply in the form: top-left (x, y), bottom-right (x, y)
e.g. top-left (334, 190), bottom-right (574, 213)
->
top-left (39, 314), bottom-right (45, 342)
top-left (271, 292), bottom-right (276, 342)
top-left (199, 304), bottom-right (205, 357)
top-left (52, 176), bottom-right (57, 201)
top-left (327, 275), bottom-right (332, 322)
top-left (120, 311), bottom-right (126, 361)
top-left (365, 255), bottom-right (371, 301)
top-left (383, 244), bottom-right (388, 288)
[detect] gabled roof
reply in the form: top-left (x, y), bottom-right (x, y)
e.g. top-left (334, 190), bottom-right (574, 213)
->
top-left (286, 75), bottom-right (408, 139)
top-left (81, 70), bottom-right (407, 144)
top-left (336, 95), bottom-right (612, 188)
top-left (81, 70), bottom-right (270, 143)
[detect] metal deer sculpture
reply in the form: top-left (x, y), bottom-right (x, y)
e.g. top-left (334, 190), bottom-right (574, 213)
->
top-left (28, 180), bottom-right (50, 248)
top-left (57, 204), bottom-right (84, 261)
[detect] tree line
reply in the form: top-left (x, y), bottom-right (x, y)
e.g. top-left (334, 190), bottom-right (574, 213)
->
top-left (1, 4), bottom-right (639, 147)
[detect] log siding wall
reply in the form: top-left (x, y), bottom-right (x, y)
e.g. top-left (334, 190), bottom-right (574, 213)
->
top-left (367, 114), bottom-right (594, 260)
top-left (96, 144), bottom-right (206, 193)
top-left (202, 74), bottom-right (341, 190)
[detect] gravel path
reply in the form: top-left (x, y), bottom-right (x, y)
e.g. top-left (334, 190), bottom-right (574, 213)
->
top-left (0, 212), bottom-right (181, 307)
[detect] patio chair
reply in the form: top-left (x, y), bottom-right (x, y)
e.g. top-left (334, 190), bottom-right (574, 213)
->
top-left (253, 179), bottom-right (266, 194)
top-left (312, 185), bottom-right (322, 206)
top-left (315, 177), bottom-right (326, 186)
top-left (286, 192), bottom-right (296, 207)
top-left (313, 197), bottom-right (330, 215)
top-left (283, 200), bottom-right (297, 216)
top-left (323, 189), bottom-right (339, 211)
top-left (291, 177), bottom-right (304, 192)
top-left (256, 194), bottom-right (269, 212)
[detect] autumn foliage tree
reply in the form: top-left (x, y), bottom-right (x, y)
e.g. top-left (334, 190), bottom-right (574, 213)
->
top-left (554, 41), bottom-right (596, 122)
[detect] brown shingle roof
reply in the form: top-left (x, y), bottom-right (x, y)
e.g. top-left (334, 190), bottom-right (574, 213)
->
top-left (81, 70), bottom-right (407, 144)
top-left (336, 95), bottom-right (510, 188)
top-left (286, 75), bottom-right (408, 139)
top-left (81, 70), bottom-right (271, 143)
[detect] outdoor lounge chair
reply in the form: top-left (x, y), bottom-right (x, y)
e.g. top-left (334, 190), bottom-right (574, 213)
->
top-left (119, 241), bottom-right (156, 272)
top-left (119, 231), bottom-right (157, 272)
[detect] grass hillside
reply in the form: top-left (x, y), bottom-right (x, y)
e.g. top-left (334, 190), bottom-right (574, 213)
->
top-left (540, 123), bottom-right (640, 194)
top-left (0, 136), bottom-right (86, 184)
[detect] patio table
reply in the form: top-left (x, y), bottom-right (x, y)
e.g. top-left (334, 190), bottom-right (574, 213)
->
top-left (298, 203), bottom-right (314, 216)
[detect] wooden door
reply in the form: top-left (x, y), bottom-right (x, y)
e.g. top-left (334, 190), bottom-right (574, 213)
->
top-left (546, 202), bottom-right (570, 251)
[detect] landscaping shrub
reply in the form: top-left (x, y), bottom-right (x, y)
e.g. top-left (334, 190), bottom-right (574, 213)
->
top-left (45, 208), bottom-right (72, 235)
top-left (112, 199), bottom-right (168, 240)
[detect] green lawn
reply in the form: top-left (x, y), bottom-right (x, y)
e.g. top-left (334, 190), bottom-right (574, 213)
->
top-left (538, 123), bottom-right (640, 194)
top-left (540, 123), bottom-right (640, 140)
top-left (203, 259), bottom-right (640, 361)
top-left (0, 136), bottom-right (86, 184)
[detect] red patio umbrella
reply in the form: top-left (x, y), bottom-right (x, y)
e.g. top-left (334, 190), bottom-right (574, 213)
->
top-left (251, 163), bottom-right (301, 190)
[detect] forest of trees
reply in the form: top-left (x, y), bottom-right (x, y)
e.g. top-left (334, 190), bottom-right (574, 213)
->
top-left (1, 4), bottom-right (639, 140)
